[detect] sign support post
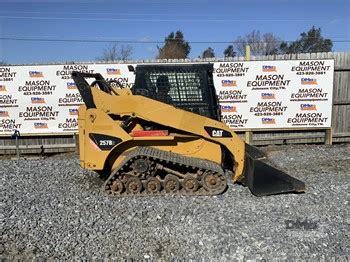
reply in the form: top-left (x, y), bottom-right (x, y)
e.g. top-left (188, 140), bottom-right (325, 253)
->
top-left (325, 128), bottom-right (333, 145)
top-left (244, 45), bottom-right (253, 144)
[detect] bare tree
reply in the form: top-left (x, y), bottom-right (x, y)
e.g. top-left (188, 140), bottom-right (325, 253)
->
top-left (97, 43), bottom-right (133, 61)
top-left (234, 30), bottom-right (281, 56)
top-left (119, 45), bottom-right (133, 60)
top-left (0, 61), bottom-right (7, 65)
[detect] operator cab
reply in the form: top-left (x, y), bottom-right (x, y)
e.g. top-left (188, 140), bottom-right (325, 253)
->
top-left (131, 64), bottom-right (220, 120)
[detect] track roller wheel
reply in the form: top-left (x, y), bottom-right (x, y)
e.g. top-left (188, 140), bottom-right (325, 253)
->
top-left (126, 177), bottom-right (142, 194)
top-left (182, 175), bottom-right (199, 193)
top-left (163, 174), bottom-right (180, 193)
top-left (111, 179), bottom-right (124, 194)
top-left (145, 177), bottom-right (161, 193)
top-left (201, 172), bottom-right (226, 192)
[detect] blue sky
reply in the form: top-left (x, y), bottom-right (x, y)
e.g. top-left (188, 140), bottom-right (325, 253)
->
top-left (0, 0), bottom-right (349, 64)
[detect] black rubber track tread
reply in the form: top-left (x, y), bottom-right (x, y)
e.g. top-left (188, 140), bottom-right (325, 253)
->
top-left (104, 146), bottom-right (227, 197)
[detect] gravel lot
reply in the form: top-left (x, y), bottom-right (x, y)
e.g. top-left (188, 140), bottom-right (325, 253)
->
top-left (1, 144), bottom-right (349, 260)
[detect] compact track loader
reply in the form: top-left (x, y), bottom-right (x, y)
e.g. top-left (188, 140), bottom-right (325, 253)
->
top-left (72, 64), bottom-right (305, 197)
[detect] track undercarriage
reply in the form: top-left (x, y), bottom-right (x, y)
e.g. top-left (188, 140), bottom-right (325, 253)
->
top-left (104, 147), bottom-right (227, 196)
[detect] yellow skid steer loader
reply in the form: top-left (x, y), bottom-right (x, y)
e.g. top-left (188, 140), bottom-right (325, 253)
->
top-left (71, 64), bottom-right (305, 197)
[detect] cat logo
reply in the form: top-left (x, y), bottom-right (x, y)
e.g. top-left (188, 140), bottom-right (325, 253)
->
top-left (212, 130), bottom-right (223, 137)
top-left (204, 126), bottom-right (233, 138)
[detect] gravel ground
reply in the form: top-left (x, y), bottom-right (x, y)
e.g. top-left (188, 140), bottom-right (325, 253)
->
top-left (1, 144), bottom-right (349, 260)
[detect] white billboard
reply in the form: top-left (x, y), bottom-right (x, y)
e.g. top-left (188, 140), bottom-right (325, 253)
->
top-left (0, 64), bottom-right (135, 135)
top-left (0, 59), bottom-right (334, 135)
top-left (213, 59), bottom-right (334, 129)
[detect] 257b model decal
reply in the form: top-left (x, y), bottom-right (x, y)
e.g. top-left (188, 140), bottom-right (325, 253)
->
top-left (89, 133), bottom-right (122, 150)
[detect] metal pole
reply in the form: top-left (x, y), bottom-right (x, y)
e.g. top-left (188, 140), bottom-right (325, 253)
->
top-left (15, 135), bottom-right (19, 159)
top-left (244, 45), bottom-right (253, 144)
top-left (12, 130), bottom-right (20, 160)
top-left (245, 45), bottom-right (251, 61)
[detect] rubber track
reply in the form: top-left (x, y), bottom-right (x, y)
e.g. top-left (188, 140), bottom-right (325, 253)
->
top-left (104, 146), bottom-right (226, 196)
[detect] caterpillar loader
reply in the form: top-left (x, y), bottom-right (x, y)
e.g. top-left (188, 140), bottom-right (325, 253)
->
top-left (71, 64), bottom-right (305, 197)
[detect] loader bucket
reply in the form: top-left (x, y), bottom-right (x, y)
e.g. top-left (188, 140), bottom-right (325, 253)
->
top-left (243, 152), bottom-right (305, 196)
top-left (245, 143), bottom-right (266, 160)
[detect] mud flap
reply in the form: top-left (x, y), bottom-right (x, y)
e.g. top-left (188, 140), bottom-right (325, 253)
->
top-left (243, 153), bottom-right (305, 196)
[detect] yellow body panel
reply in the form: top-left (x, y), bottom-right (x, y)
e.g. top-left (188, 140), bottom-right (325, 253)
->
top-left (78, 87), bottom-right (246, 181)
top-left (78, 106), bottom-right (132, 170)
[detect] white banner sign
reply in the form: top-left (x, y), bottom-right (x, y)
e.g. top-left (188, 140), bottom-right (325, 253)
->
top-left (0, 64), bottom-right (135, 135)
top-left (213, 59), bottom-right (334, 129)
top-left (0, 59), bottom-right (334, 135)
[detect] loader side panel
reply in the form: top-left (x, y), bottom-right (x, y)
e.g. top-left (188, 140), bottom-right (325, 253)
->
top-left (81, 108), bottom-right (132, 170)
top-left (80, 106), bottom-right (223, 173)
